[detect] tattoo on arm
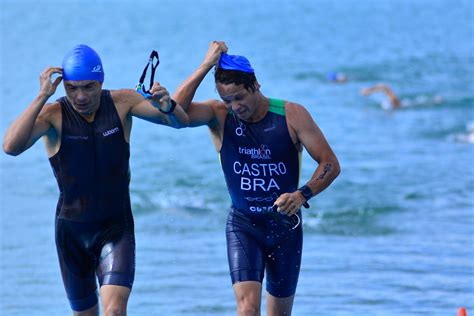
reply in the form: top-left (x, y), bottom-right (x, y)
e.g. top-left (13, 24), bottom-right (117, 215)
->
top-left (317, 163), bottom-right (333, 180)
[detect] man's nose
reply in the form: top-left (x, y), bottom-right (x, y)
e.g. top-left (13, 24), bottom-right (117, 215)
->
top-left (231, 102), bottom-right (241, 112)
top-left (76, 89), bottom-right (87, 101)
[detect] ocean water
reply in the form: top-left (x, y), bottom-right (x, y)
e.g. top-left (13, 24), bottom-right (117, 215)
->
top-left (1, 0), bottom-right (473, 315)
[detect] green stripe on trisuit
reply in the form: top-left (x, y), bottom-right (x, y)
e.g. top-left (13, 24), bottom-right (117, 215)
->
top-left (269, 98), bottom-right (285, 116)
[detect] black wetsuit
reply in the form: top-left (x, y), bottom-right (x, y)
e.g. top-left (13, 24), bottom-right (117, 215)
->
top-left (49, 90), bottom-right (135, 311)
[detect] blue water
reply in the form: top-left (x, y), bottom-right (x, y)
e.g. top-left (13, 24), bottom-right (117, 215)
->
top-left (1, 0), bottom-right (473, 315)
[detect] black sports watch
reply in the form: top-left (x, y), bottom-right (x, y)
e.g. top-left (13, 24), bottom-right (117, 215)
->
top-left (298, 185), bottom-right (313, 202)
top-left (159, 99), bottom-right (177, 114)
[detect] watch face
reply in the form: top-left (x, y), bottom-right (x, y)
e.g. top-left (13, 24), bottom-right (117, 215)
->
top-left (299, 185), bottom-right (312, 199)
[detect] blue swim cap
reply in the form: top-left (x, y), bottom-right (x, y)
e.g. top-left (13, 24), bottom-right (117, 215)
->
top-left (327, 72), bottom-right (347, 82)
top-left (218, 53), bottom-right (254, 73)
top-left (62, 44), bottom-right (104, 82)
top-left (327, 72), bottom-right (338, 81)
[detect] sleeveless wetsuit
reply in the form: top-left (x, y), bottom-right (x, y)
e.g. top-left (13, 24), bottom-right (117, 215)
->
top-left (220, 98), bottom-right (303, 297)
top-left (49, 90), bottom-right (135, 311)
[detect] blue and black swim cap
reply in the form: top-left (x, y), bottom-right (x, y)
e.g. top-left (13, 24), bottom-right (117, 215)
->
top-left (62, 44), bottom-right (104, 82)
top-left (218, 53), bottom-right (254, 73)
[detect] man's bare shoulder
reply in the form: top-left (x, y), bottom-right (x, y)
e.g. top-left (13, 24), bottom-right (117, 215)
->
top-left (40, 101), bottom-right (61, 122)
top-left (284, 101), bottom-right (312, 120)
top-left (192, 99), bottom-right (228, 117)
top-left (209, 99), bottom-right (227, 112)
top-left (210, 99), bottom-right (228, 121)
top-left (110, 89), bottom-right (142, 105)
top-left (196, 99), bottom-right (227, 130)
top-left (109, 89), bottom-right (146, 119)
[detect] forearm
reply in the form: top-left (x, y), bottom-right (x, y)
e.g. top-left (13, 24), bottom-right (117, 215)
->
top-left (304, 157), bottom-right (340, 198)
top-left (274, 156), bottom-right (340, 215)
top-left (3, 93), bottom-right (49, 155)
top-left (172, 62), bottom-right (213, 111)
top-left (364, 86), bottom-right (383, 95)
top-left (383, 88), bottom-right (400, 106)
top-left (161, 102), bottom-right (189, 129)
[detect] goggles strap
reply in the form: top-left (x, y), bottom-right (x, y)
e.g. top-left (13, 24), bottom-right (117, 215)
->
top-left (138, 50), bottom-right (159, 94)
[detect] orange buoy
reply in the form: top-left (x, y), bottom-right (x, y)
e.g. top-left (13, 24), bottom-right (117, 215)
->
top-left (458, 307), bottom-right (467, 316)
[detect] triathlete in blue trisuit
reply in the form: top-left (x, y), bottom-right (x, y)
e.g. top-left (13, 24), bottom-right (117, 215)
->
top-left (173, 41), bottom-right (340, 316)
top-left (3, 45), bottom-right (188, 315)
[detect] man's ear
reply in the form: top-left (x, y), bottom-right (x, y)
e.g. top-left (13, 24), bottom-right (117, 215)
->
top-left (253, 81), bottom-right (261, 92)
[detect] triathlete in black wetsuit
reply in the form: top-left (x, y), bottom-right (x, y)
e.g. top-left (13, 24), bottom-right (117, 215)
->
top-left (173, 42), bottom-right (340, 315)
top-left (3, 44), bottom-right (189, 314)
top-left (51, 90), bottom-right (135, 311)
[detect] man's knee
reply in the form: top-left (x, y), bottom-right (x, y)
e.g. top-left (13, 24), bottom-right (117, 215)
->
top-left (102, 302), bottom-right (126, 316)
top-left (238, 305), bottom-right (259, 315)
top-left (235, 289), bottom-right (261, 315)
top-left (100, 284), bottom-right (130, 315)
top-left (101, 293), bottom-right (128, 316)
top-left (237, 298), bottom-right (260, 316)
top-left (266, 292), bottom-right (295, 316)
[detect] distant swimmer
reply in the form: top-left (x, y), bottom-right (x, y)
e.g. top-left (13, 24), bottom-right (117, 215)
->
top-left (173, 41), bottom-right (340, 315)
top-left (327, 71), bottom-right (348, 83)
top-left (361, 83), bottom-right (444, 110)
top-left (450, 122), bottom-right (474, 144)
top-left (361, 83), bottom-right (401, 109)
top-left (3, 45), bottom-right (188, 315)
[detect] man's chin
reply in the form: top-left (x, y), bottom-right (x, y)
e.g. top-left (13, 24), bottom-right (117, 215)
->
top-left (75, 108), bottom-right (91, 114)
top-left (76, 109), bottom-right (96, 118)
top-left (73, 104), bottom-right (95, 115)
top-left (235, 111), bottom-right (250, 120)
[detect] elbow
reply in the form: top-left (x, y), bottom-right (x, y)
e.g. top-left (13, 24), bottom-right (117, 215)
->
top-left (330, 156), bottom-right (341, 179)
top-left (334, 161), bottom-right (341, 178)
top-left (180, 115), bottom-right (190, 129)
top-left (176, 116), bottom-right (190, 129)
top-left (181, 117), bottom-right (190, 128)
top-left (3, 140), bottom-right (21, 156)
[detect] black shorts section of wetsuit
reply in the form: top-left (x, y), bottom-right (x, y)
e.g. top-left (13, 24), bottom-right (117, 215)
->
top-left (55, 217), bottom-right (135, 311)
top-left (226, 208), bottom-right (303, 298)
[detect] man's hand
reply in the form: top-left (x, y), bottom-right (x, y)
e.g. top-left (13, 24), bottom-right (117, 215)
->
top-left (40, 67), bottom-right (63, 98)
top-left (150, 82), bottom-right (173, 112)
top-left (273, 191), bottom-right (307, 216)
top-left (202, 41), bottom-right (228, 68)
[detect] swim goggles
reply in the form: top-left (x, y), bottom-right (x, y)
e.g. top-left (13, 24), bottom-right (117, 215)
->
top-left (136, 50), bottom-right (159, 99)
top-left (271, 201), bottom-right (309, 230)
